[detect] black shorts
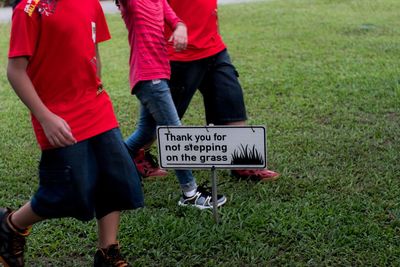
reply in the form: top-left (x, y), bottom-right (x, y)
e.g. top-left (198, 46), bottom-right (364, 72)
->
top-left (169, 49), bottom-right (247, 125)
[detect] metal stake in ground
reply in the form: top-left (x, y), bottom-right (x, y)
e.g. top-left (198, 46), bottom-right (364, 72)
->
top-left (211, 166), bottom-right (220, 223)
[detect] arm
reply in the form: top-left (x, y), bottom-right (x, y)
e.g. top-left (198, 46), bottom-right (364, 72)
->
top-left (163, 0), bottom-right (187, 52)
top-left (7, 57), bottom-right (76, 148)
top-left (163, 0), bottom-right (180, 29)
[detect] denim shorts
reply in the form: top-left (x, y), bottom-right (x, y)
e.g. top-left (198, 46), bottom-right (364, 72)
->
top-left (169, 49), bottom-right (247, 125)
top-left (30, 128), bottom-right (144, 221)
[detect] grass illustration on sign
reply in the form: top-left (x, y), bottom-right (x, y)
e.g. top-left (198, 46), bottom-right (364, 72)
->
top-left (231, 144), bottom-right (264, 165)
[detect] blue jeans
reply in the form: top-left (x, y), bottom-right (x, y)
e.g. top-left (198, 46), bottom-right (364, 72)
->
top-left (125, 79), bottom-right (197, 192)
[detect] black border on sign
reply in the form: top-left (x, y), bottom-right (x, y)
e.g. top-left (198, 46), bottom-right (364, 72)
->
top-left (156, 125), bottom-right (267, 170)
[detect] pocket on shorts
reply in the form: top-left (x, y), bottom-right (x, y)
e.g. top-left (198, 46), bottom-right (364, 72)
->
top-left (39, 167), bottom-right (72, 185)
top-left (35, 166), bottom-right (77, 217)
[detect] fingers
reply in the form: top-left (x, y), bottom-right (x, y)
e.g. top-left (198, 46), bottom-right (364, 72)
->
top-left (48, 127), bottom-right (76, 148)
top-left (44, 117), bottom-right (76, 148)
top-left (59, 123), bottom-right (77, 146)
top-left (48, 134), bottom-right (65, 148)
top-left (173, 36), bottom-right (187, 52)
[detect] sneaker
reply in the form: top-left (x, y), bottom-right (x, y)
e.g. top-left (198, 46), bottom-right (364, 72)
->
top-left (232, 169), bottom-right (280, 182)
top-left (0, 208), bottom-right (29, 267)
top-left (94, 244), bottom-right (131, 267)
top-left (133, 149), bottom-right (168, 178)
top-left (178, 185), bottom-right (227, 210)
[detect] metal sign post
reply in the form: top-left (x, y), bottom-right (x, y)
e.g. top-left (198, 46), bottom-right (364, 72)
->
top-left (210, 166), bottom-right (219, 223)
top-left (156, 125), bottom-right (267, 223)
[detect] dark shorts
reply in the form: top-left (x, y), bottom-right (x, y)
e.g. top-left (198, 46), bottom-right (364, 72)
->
top-left (31, 128), bottom-right (144, 221)
top-left (169, 49), bottom-right (247, 125)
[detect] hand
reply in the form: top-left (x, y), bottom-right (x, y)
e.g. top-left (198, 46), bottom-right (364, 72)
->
top-left (169, 22), bottom-right (187, 52)
top-left (39, 112), bottom-right (77, 148)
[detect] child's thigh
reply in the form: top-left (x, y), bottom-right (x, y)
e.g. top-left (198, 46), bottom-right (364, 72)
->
top-left (136, 80), bottom-right (181, 126)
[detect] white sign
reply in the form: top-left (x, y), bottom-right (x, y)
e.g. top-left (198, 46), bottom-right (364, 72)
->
top-left (156, 126), bottom-right (267, 169)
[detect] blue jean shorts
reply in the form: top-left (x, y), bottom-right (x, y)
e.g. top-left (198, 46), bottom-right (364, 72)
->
top-left (30, 128), bottom-right (144, 221)
top-left (169, 49), bottom-right (247, 125)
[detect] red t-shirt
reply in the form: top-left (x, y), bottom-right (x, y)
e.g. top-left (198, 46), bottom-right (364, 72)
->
top-left (118, 0), bottom-right (181, 90)
top-left (8, 0), bottom-right (118, 150)
top-left (166, 0), bottom-right (226, 61)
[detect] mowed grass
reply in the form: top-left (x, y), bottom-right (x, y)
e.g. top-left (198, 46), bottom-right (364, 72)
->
top-left (0, 0), bottom-right (399, 265)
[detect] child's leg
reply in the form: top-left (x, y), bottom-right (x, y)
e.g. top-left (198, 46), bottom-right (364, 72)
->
top-left (125, 103), bottom-right (158, 154)
top-left (169, 60), bottom-right (207, 120)
top-left (9, 202), bottom-right (43, 230)
top-left (91, 128), bottom-right (143, 266)
top-left (94, 211), bottom-right (130, 266)
top-left (97, 211), bottom-right (120, 248)
top-left (127, 80), bottom-right (197, 193)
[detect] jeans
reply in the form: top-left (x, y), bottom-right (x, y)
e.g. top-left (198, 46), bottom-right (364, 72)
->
top-left (125, 79), bottom-right (197, 192)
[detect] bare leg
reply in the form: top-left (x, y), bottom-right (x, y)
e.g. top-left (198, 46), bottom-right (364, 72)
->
top-left (10, 202), bottom-right (43, 229)
top-left (97, 211), bottom-right (120, 248)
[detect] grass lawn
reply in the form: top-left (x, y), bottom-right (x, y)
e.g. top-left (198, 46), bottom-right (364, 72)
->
top-left (1, 0), bottom-right (399, 265)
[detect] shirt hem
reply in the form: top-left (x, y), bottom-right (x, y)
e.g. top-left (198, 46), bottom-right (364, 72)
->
top-left (38, 124), bottom-right (119, 151)
top-left (168, 45), bottom-right (226, 62)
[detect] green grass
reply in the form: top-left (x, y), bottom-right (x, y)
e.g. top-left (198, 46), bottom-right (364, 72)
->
top-left (1, 0), bottom-right (400, 265)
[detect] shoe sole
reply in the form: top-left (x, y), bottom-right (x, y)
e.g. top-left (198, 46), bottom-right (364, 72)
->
top-left (178, 197), bottom-right (227, 210)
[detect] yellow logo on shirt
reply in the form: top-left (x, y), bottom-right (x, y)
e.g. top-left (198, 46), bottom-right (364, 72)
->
top-left (24, 0), bottom-right (41, 17)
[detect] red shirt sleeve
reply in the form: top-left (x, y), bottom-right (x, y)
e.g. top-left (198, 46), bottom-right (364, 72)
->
top-left (163, 0), bottom-right (182, 30)
top-left (8, 6), bottom-right (40, 58)
top-left (95, 0), bottom-right (111, 44)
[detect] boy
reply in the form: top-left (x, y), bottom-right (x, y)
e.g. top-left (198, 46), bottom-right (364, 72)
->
top-left (1, 0), bottom-right (144, 266)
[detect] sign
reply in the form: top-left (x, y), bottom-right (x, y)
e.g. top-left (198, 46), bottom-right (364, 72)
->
top-left (157, 126), bottom-right (267, 169)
